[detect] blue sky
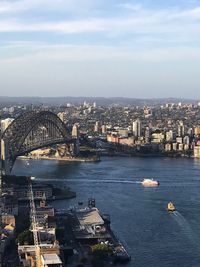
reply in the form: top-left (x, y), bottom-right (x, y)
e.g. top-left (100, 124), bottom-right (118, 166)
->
top-left (0, 0), bottom-right (200, 98)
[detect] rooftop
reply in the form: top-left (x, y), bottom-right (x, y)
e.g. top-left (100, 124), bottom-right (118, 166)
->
top-left (76, 207), bottom-right (104, 226)
top-left (41, 253), bottom-right (62, 264)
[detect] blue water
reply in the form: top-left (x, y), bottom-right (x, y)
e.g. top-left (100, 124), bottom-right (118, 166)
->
top-left (13, 157), bottom-right (200, 267)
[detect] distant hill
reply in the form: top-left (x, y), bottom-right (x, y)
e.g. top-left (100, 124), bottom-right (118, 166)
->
top-left (0, 96), bottom-right (198, 106)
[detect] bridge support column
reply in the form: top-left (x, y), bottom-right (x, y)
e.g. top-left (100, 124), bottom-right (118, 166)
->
top-left (1, 139), bottom-right (11, 175)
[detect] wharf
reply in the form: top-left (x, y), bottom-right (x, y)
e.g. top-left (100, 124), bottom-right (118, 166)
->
top-left (56, 204), bottom-right (131, 265)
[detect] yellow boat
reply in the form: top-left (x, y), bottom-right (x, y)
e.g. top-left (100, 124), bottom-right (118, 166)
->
top-left (167, 202), bottom-right (175, 212)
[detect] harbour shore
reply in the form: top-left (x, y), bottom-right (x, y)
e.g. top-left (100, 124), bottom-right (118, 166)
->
top-left (19, 155), bottom-right (101, 162)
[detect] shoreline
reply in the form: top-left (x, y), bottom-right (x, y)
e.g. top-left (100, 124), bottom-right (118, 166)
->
top-left (99, 151), bottom-right (196, 159)
top-left (19, 152), bottom-right (199, 162)
top-left (19, 155), bottom-right (101, 162)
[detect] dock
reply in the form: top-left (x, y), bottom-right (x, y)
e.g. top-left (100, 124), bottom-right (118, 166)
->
top-left (55, 200), bottom-right (131, 265)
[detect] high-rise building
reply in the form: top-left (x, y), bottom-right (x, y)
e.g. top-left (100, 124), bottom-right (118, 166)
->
top-left (101, 125), bottom-right (107, 134)
top-left (178, 121), bottom-right (185, 137)
top-left (144, 127), bottom-right (150, 143)
top-left (94, 121), bottom-right (100, 132)
top-left (72, 123), bottom-right (80, 155)
top-left (183, 136), bottom-right (190, 145)
top-left (72, 123), bottom-right (79, 138)
top-left (132, 119), bottom-right (141, 137)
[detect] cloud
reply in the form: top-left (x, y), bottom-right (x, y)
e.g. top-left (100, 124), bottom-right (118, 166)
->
top-left (0, 0), bottom-right (97, 14)
top-left (0, 9), bottom-right (200, 41)
top-left (1, 42), bottom-right (200, 64)
top-left (117, 3), bottom-right (143, 11)
top-left (0, 19), bottom-right (106, 33)
top-left (0, 2), bottom-right (200, 38)
top-left (0, 1), bottom-right (200, 66)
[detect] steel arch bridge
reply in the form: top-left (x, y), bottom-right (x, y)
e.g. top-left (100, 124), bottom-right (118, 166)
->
top-left (1, 111), bottom-right (73, 174)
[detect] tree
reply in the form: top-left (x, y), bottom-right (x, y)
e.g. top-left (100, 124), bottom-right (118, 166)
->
top-left (17, 230), bottom-right (34, 245)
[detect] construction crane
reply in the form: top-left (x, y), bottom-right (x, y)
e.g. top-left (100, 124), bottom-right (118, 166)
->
top-left (0, 161), bottom-right (3, 267)
top-left (28, 177), bottom-right (40, 267)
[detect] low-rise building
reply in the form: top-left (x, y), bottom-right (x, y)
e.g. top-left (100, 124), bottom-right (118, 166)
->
top-left (41, 253), bottom-right (63, 267)
top-left (151, 133), bottom-right (165, 143)
top-left (165, 143), bottom-right (172, 151)
top-left (118, 137), bottom-right (135, 146)
top-left (172, 143), bottom-right (177, 151)
top-left (18, 243), bottom-right (63, 267)
top-left (7, 184), bottom-right (53, 200)
top-left (194, 146), bottom-right (200, 158)
top-left (178, 143), bottom-right (184, 151)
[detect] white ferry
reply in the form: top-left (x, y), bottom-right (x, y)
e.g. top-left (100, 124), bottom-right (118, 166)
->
top-left (141, 178), bottom-right (159, 187)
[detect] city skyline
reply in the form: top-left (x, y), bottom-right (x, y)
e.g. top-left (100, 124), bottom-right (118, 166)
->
top-left (0, 0), bottom-right (200, 98)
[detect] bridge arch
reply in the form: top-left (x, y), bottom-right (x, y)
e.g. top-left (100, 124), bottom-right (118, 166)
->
top-left (1, 111), bottom-right (73, 174)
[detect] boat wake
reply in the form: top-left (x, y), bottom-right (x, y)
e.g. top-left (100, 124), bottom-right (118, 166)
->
top-left (36, 177), bottom-right (141, 184)
top-left (172, 211), bottom-right (200, 246)
top-left (68, 179), bottom-right (142, 184)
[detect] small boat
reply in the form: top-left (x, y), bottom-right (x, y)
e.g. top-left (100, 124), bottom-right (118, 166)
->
top-left (141, 179), bottom-right (159, 187)
top-left (167, 202), bottom-right (175, 212)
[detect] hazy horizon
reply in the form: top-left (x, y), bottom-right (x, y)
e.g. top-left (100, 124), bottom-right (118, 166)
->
top-left (0, 0), bottom-right (200, 98)
top-left (0, 95), bottom-right (199, 101)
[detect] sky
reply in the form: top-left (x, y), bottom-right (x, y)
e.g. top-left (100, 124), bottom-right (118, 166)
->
top-left (0, 0), bottom-right (200, 98)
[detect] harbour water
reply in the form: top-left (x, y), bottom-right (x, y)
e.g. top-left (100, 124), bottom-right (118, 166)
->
top-left (13, 156), bottom-right (200, 267)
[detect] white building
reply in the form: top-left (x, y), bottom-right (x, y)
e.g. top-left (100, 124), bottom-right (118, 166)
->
top-left (151, 133), bottom-right (165, 143)
top-left (165, 143), bottom-right (172, 151)
top-left (132, 119), bottom-right (141, 137)
top-left (41, 254), bottom-right (63, 267)
top-left (172, 143), bottom-right (177, 151)
top-left (166, 130), bottom-right (174, 142)
top-left (72, 123), bottom-right (79, 138)
top-left (178, 143), bottom-right (184, 151)
top-left (176, 137), bottom-right (183, 144)
top-left (178, 121), bottom-right (185, 137)
top-left (194, 146), bottom-right (200, 158)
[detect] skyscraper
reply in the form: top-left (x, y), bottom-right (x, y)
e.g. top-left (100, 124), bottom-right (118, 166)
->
top-left (178, 121), bottom-right (185, 137)
top-left (145, 127), bottom-right (150, 143)
top-left (72, 123), bottom-right (80, 155)
top-left (72, 123), bottom-right (79, 138)
top-left (133, 119), bottom-right (141, 137)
